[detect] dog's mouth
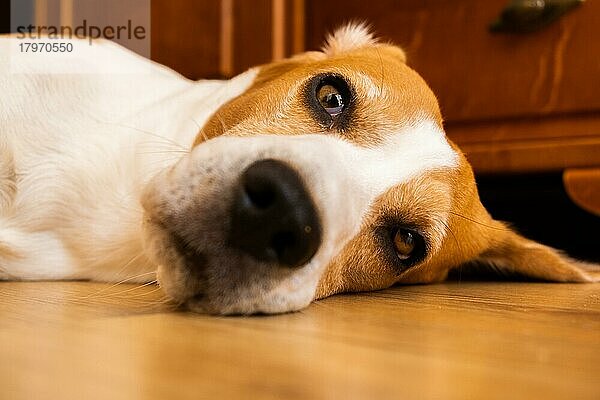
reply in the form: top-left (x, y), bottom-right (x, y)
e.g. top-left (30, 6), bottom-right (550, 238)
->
top-left (149, 221), bottom-right (323, 314)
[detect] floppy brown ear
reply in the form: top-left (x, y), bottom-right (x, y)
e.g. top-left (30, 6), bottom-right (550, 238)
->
top-left (471, 227), bottom-right (600, 282)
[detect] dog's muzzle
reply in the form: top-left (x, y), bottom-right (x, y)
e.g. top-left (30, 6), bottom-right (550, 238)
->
top-left (229, 159), bottom-right (322, 268)
top-left (143, 135), bottom-right (348, 313)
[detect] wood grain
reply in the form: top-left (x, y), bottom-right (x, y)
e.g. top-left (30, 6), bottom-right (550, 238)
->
top-left (304, 0), bottom-right (600, 123)
top-left (231, 0), bottom-right (273, 75)
top-left (151, 0), bottom-right (286, 79)
top-left (458, 135), bottom-right (600, 174)
top-left (446, 114), bottom-right (600, 173)
top-left (446, 113), bottom-right (600, 145)
top-left (1, 281), bottom-right (599, 400)
top-left (151, 0), bottom-right (222, 79)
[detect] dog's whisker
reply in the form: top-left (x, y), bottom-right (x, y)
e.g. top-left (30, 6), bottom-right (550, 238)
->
top-left (125, 288), bottom-right (179, 308)
top-left (135, 141), bottom-right (189, 151)
top-left (137, 150), bottom-right (189, 155)
top-left (139, 156), bottom-right (187, 175)
top-left (142, 155), bottom-right (186, 164)
top-left (102, 282), bottom-right (163, 299)
top-left (215, 113), bottom-right (228, 136)
top-left (190, 117), bottom-right (201, 129)
top-left (114, 270), bottom-right (157, 283)
top-left (375, 47), bottom-right (385, 97)
top-left (78, 275), bottom-right (159, 302)
top-left (124, 288), bottom-right (165, 299)
top-left (76, 265), bottom-right (154, 300)
top-left (126, 128), bottom-right (189, 152)
top-left (191, 117), bottom-right (211, 143)
top-left (92, 117), bottom-right (189, 152)
top-left (135, 140), bottom-right (186, 150)
top-left (111, 253), bottom-right (148, 278)
top-left (126, 300), bottom-right (177, 310)
top-left (83, 291), bottom-right (163, 306)
top-left (437, 217), bottom-right (459, 248)
top-left (118, 290), bottom-right (170, 301)
top-left (201, 130), bottom-right (209, 142)
top-left (448, 211), bottom-right (509, 231)
top-left (190, 116), bottom-right (203, 132)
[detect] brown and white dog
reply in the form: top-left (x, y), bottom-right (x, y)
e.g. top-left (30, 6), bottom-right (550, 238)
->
top-left (1, 24), bottom-right (598, 314)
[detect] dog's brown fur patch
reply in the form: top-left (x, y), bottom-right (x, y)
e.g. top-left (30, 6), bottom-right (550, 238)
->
top-left (195, 44), bottom-right (441, 148)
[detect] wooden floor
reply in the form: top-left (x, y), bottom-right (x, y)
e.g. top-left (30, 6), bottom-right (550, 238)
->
top-left (1, 281), bottom-right (599, 400)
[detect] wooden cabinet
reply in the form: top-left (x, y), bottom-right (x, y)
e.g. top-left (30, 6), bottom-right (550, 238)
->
top-left (151, 0), bottom-right (223, 79)
top-left (150, 1), bottom-right (600, 172)
top-left (151, 0), bottom-right (304, 79)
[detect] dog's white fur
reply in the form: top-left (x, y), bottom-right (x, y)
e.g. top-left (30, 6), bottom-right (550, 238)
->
top-left (0, 38), bottom-right (257, 281)
top-left (3, 25), bottom-right (595, 315)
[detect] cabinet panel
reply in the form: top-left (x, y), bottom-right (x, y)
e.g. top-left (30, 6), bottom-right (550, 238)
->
top-left (151, 0), bottom-right (222, 79)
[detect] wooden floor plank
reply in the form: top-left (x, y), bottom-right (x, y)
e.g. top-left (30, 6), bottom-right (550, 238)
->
top-left (1, 281), bottom-right (599, 400)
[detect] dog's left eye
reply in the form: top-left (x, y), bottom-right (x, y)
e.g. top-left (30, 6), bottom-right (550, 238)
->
top-left (317, 84), bottom-right (345, 116)
top-left (392, 228), bottom-right (426, 265)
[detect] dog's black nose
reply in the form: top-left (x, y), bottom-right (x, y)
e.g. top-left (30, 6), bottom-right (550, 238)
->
top-left (229, 159), bottom-right (322, 268)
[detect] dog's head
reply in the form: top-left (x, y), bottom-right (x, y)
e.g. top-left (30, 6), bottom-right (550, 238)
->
top-left (141, 24), bottom-right (598, 314)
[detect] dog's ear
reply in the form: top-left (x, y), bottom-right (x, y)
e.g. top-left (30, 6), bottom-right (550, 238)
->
top-left (322, 22), bottom-right (377, 55)
top-left (440, 152), bottom-right (599, 283)
top-left (321, 22), bottom-right (406, 62)
top-left (467, 226), bottom-right (600, 282)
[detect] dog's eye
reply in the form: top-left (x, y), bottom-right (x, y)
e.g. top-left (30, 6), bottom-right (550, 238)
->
top-left (307, 74), bottom-right (353, 129)
top-left (392, 228), bottom-right (425, 263)
top-left (317, 84), bottom-right (345, 116)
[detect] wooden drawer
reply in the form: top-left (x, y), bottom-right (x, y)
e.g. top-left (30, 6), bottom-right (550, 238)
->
top-left (304, 0), bottom-right (600, 123)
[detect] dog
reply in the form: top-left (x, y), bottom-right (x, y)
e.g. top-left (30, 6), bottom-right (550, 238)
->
top-left (1, 24), bottom-right (598, 314)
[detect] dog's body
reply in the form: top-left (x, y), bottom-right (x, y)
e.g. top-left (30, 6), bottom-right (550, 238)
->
top-left (1, 25), bottom-right (598, 314)
top-left (1, 37), bottom-right (256, 283)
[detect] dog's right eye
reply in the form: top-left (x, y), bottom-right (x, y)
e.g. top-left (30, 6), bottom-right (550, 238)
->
top-left (390, 227), bottom-right (427, 269)
top-left (317, 84), bottom-right (345, 116)
top-left (315, 76), bottom-right (351, 118)
top-left (306, 74), bottom-right (354, 129)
